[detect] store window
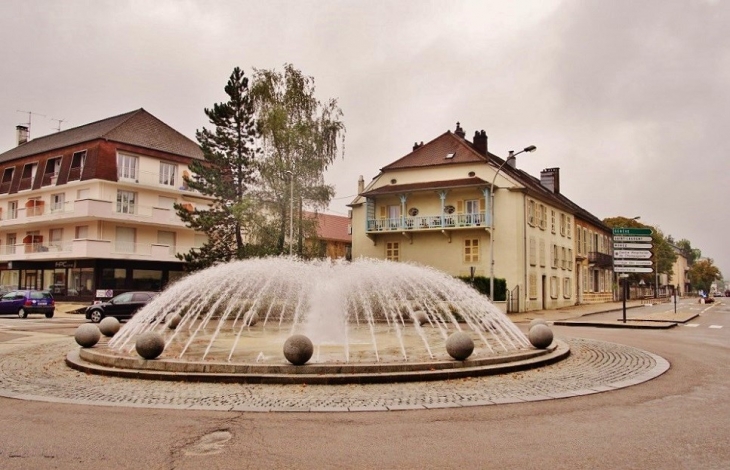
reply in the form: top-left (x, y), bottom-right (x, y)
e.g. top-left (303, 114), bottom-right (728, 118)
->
top-left (70, 267), bottom-right (94, 295)
top-left (132, 269), bottom-right (162, 291)
top-left (101, 268), bottom-right (127, 290)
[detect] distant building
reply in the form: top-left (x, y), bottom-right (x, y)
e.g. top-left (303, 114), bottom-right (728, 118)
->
top-left (349, 122), bottom-right (608, 312)
top-left (304, 211), bottom-right (352, 260)
top-left (0, 109), bottom-right (210, 300)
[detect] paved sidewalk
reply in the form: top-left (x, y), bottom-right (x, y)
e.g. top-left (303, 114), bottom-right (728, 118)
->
top-left (509, 298), bottom-right (698, 329)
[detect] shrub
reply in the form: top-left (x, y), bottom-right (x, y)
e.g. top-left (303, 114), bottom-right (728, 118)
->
top-left (457, 276), bottom-right (507, 301)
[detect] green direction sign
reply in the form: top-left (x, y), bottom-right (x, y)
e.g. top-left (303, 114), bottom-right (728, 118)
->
top-left (612, 227), bottom-right (653, 236)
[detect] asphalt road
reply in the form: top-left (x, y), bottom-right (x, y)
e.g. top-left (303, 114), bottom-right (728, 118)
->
top-left (0, 300), bottom-right (728, 469)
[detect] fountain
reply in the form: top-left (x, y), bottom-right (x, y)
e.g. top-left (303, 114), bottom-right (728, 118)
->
top-left (68, 257), bottom-right (569, 383)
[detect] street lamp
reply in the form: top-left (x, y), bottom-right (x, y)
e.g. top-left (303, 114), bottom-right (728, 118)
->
top-left (284, 170), bottom-right (294, 256)
top-left (489, 145), bottom-right (536, 301)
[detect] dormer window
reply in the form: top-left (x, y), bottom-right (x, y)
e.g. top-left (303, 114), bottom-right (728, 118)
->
top-left (0, 167), bottom-right (14, 194)
top-left (19, 162), bottom-right (37, 191)
top-left (68, 150), bottom-right (86, 181)
top-left (43, 156), bottom-right (62, 186)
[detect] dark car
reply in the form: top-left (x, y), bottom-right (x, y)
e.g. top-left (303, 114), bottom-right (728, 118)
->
top-left (85, 291), bottom-right (157, 323)
top-left (0, 290), bottom-right (55, 318)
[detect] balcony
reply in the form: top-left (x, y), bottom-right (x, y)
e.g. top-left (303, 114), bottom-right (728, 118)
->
top-left (0, 199), bottom-right (188, 229)
top-left (588, 251), bottom-right (613, 268)
top-left (367, 212), bottom-right (490, 233)
top-left (0, 239), bottom-right (193, 262)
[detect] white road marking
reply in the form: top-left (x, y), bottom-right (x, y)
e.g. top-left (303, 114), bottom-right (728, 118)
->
top-left (685, 324), bottom-right (700, 327)
top-left (709, 325), bottom-right (723, 329)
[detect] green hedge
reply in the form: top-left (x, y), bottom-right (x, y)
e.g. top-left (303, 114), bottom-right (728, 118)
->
top-left (457, 276), bottom-right (507, 301)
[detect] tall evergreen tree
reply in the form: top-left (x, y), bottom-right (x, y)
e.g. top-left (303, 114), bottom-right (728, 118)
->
top-left (176, 67), bottom-right (260, 270)
top-left (250, 64), bottom-right (346, 256)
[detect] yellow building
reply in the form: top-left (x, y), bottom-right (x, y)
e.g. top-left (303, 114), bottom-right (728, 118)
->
top-left (669, 246), bottom-right (690, 295)
top-left (349, 123), bottom-right (597, 312)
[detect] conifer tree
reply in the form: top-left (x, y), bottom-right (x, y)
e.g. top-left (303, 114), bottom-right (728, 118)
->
top-left (176, 67), bottom-right (260, 270)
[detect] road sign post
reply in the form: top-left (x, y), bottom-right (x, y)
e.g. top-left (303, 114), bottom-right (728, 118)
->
top-left (613, 227), bottom-right (654, 323)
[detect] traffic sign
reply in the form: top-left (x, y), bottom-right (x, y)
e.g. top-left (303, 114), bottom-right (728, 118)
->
top-left (613, 242), bottom-right (653, 249)
top-left (614, 250), bottom-right (653, 259)
top-left (614, 259), bottom-right (653, 266)
top-left (614, 266), bottom-right (654, 273)
top-left (614, 235), bottom-right (652, 242)
top-left (612, 228), bottom-right (653, 236)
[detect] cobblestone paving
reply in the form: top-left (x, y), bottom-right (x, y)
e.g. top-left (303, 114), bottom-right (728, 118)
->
top-left (0, 336), bottom-right (668, 412)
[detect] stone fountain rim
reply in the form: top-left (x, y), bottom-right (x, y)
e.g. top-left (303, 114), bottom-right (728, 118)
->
top-left (66, 340), bottom-right (570, 385)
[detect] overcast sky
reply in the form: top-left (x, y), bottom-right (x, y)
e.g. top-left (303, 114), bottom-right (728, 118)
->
top-left (1, 0), bottom-right (727, 277)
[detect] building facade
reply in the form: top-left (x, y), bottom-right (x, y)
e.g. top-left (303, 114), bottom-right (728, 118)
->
top-left (0, 109), bottom-right (210, 301)
top-left (349, 123), bottom-right (601, 312)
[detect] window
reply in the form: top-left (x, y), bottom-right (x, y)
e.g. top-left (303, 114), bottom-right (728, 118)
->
top-left (529, 273), bottom-right (538, 299)
top-left (44, 157), bottom-right (62, 185)
top-left (568, 249), bottom-right (573, 270)
top-left (387, 205), bottom-right (400, 228)
top-left (75, 225), bottom-right (88, 239)
top-left (49, 228), bottom-right (63, 250)
top-left (50, 193), bottom-right (65, 212)
top-left (582, 228), bottom-right (588, 254)
top-left (527, 200), bottom-right (535, 226)
top-left (567, 217), bottom-right (572, 239)
top-left (529, 237), bottom-right (537, 266)
top-left (576, 226), bottom-right (582, 255)
top-left (582, 266), bottom-right (588, 293)
top-left (560, 213), bottom-right (566, 236)
top-left (158, 230), bottom-right (176, 255)
top-left (550, 276), bottom-right (559, 299)
top-left (539, 239), bottom-right (546, 267)
top-left (5, 233), bottom-right (16, 255)
top-left (116, 190), bottom-right (136, 214)
top-left (561, 247), bottom-right (567, 269)
top-left (538, 205), bottom-right (547, 230)
top-left (19, 163), bottom-right (37, 190)
top-left (385, 241), bottom-right (400, 261)
top-left (465, 199), bottom-right (481, 224)
top-left (159, 161), bottom-right (177, 186)
top-left (464, 238), bottom-right (480, 263)
top-left (115, 226), bottom-right (136, 252)
top-left (117, 153), bottom-right (138, 181)
top-left (26, 198), bottom-right (44, 216)
top-left (552, 244), bottom-right (558, 269)
top-left (563, 278), bottom-right (572, 298)
top-left (68, 151), bottom-right (86, 181)
top-left (7, 200), bottom-right (18, 220)
top-left (551, 210), bottom-right (556, 234)
top-left (0, 167), bottom-right (14, 193)
top-left (158, 196), bottom-right (176, 209)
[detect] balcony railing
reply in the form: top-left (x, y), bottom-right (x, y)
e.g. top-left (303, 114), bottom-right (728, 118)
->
top-left (367, 212), bottom-right (490, 232)
top-left (0, 239), bottom-right (193, 262)
top-left (588, 251), bottom-right (613, 268)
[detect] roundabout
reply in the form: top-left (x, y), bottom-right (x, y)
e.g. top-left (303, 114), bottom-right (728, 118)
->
top-left (0, 336), bottom-right (668, 412)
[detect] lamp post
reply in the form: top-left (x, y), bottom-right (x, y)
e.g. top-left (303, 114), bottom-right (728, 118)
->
top-left (489, 145), bottom-right (536, 301)
top-left (284, 170), bottom-right (294, 256)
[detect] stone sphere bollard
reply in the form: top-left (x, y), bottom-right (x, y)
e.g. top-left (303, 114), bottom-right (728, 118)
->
top-left (166, 314), bottom-right (182, 330)
top-left (412, 310), bottom-right (428, 326)
top-left (445, 331), bottom-right (474, 361)
top-left (135, 332), bottom-right (165, 359)
top-left (283, 334), bottom-right (314, 365)
top-left (529, 324), bottom-right (554, 349)
top-left (75, 324), bottom-right (101, 348)
top-left (247, 312), bottom-right (259, 327)
top-left (98, 317), bottom-right (121, 337)
top-left (529, 318), bottom-right (548, 329)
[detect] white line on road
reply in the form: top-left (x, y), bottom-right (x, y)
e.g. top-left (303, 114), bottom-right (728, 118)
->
top-left (709, 325), bottom-right (723, 329)
top-left (684, 324), bottom-right (700, 327)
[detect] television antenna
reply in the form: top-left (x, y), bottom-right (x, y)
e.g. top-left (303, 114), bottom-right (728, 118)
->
top-left (50, 117), bottom-right (66, 132)
top-left (16, 110), bottom-right (46, 140)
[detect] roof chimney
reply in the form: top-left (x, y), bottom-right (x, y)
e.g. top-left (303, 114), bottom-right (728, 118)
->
top-left (413, 142), bottom-right (419, 151)
top-left (473, 130), bottom-right (488, 156)
top-left (540, 168), bottom-right (560, 193)
top-left (454, 122), bottom-right (465, 139)
top-left (357, 175), bottom-right (364, 194)
top-left (16, 125), bottom-right (29, 146)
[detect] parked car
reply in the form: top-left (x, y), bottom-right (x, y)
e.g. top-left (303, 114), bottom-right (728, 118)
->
top-left (85, 291), bottom-right (157, 323)
top-left (0, 290), bottom-right (55, 318)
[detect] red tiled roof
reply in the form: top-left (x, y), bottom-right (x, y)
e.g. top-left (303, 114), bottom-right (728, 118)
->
top-left (304, 212), bottom-right (352, 242)
top-left (381, 131), bottom-right (488, 170)
top-left (361, 177), bottom-right (489, 197)
top-left (0, 108), bottom-right (203, 163)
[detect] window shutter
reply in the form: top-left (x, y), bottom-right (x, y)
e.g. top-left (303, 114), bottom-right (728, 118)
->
top-left (456, 200), bottom-right (464, 213)
top-left (479, 199), bottom-right (486, 212)
top-left (380, 206), bottom-right (386, 218)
